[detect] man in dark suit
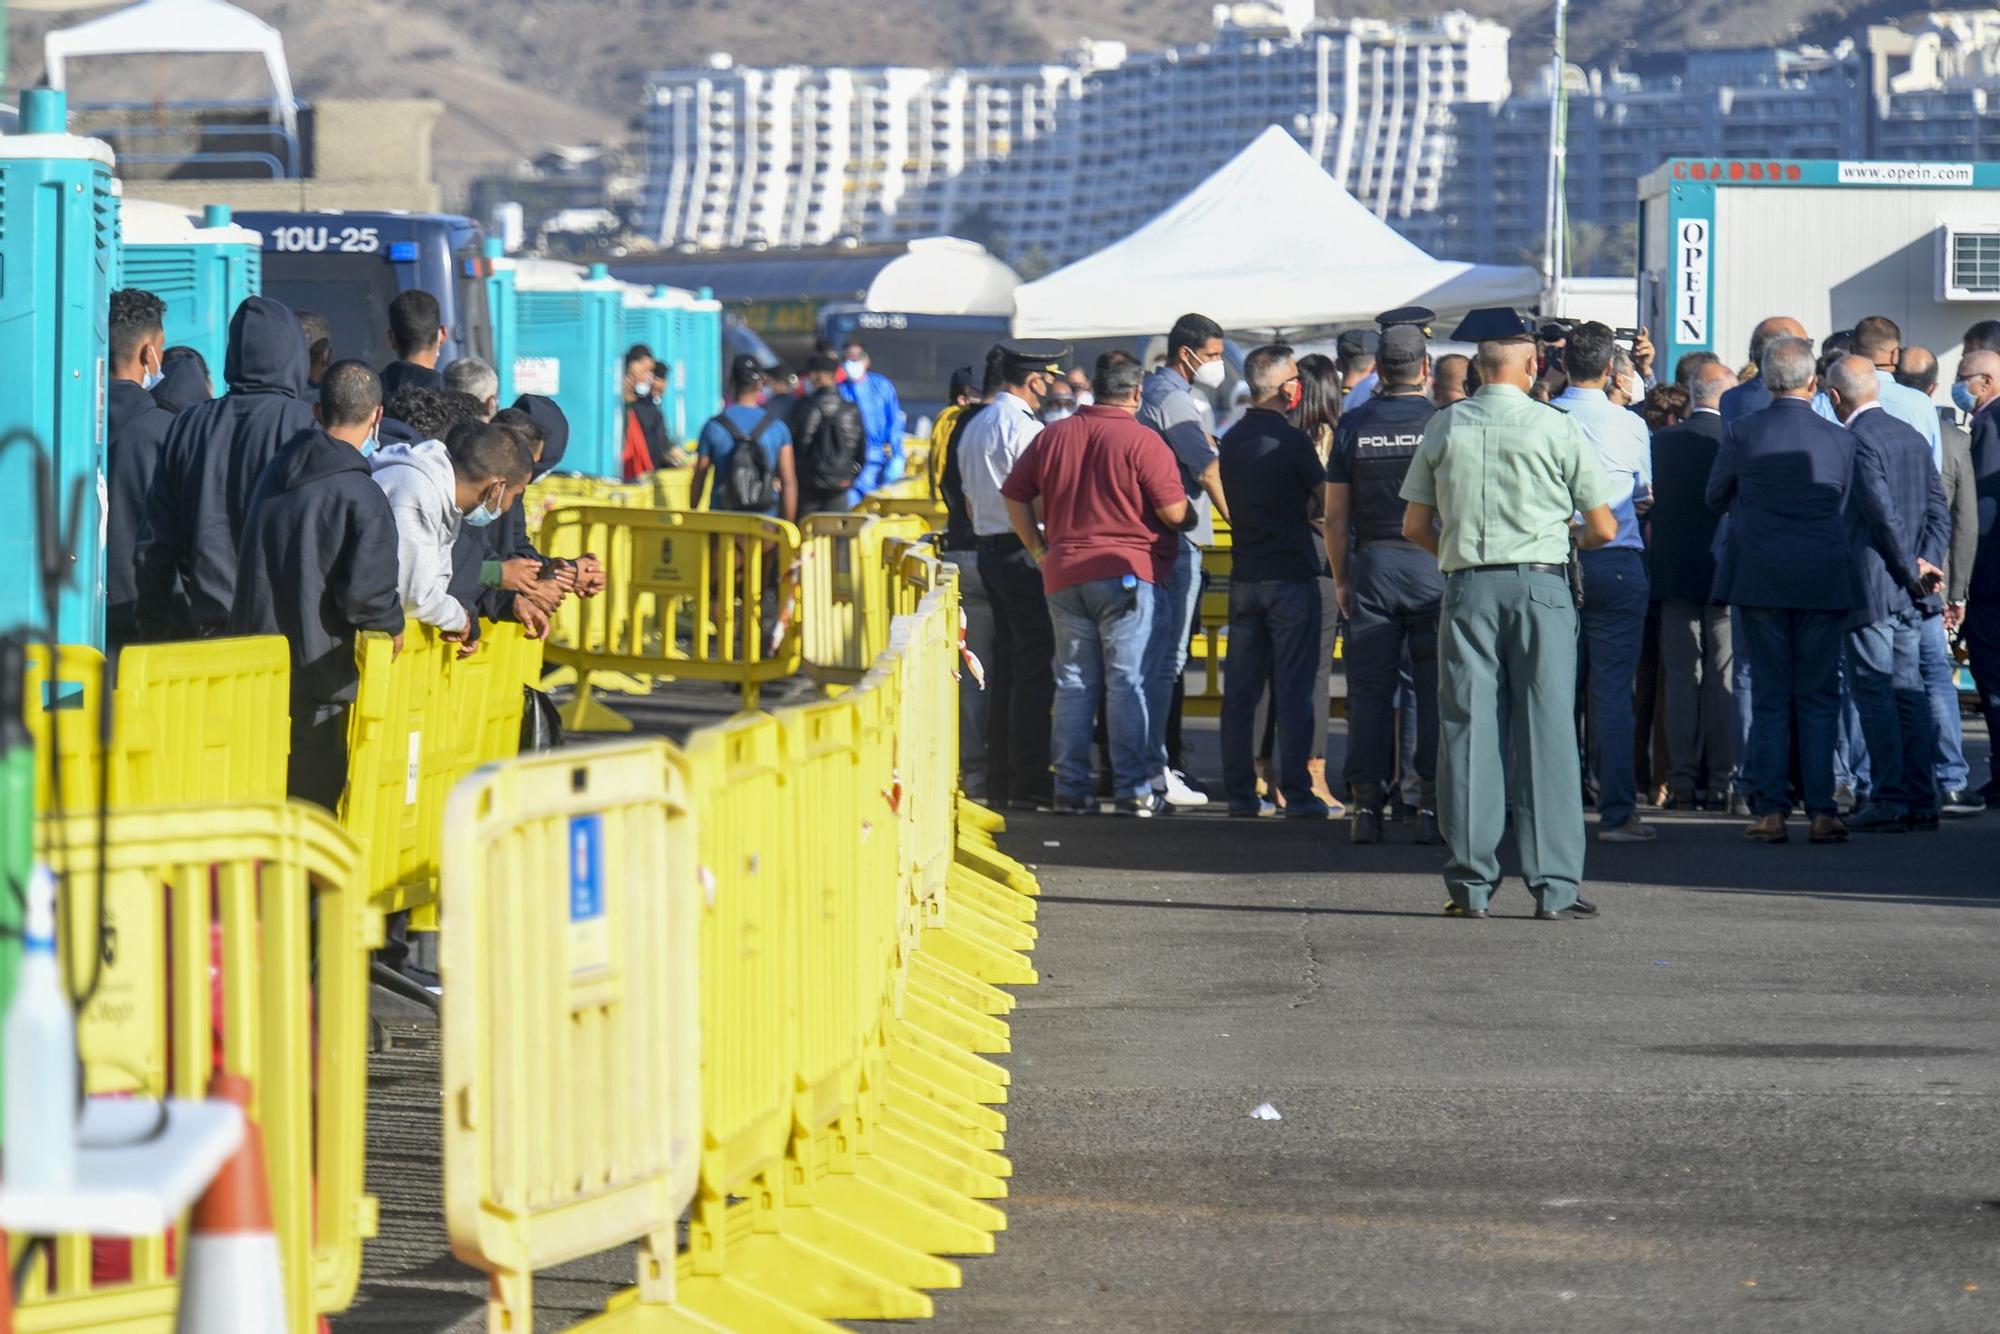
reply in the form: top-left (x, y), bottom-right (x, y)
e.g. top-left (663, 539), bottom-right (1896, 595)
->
top-left (1707, 336), bottom-right (1933, 845)
top-left (1649, 361), bottom-right (1737, 808)
top-left (1960, 348), bottom-right (2000, 799)
top-left (1825, 356), bottom-right (1950, 832)
top-left (1718, 315), bottom-right (1807, 427)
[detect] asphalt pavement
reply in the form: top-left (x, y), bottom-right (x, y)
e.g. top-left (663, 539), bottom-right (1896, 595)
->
top-left (907, 718), bottom-right (2000, 1333)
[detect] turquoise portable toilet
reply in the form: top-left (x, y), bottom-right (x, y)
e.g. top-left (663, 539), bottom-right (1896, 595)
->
top-left (118, 199), bottom-right (263, 392)
top-left (622, 283), bottom-right (686, 446)
top-left (512, 259), bottom-right (623, 477)
top-left (665, 287), bottom-right (724, 445)
top-left (482, 238), bottom-right (518, 406)
top-left (0, 89), bottom-right (119, 645)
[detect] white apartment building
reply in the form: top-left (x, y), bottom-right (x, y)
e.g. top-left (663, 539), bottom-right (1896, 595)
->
top-left (639, 6), bottom-right (1511, 264)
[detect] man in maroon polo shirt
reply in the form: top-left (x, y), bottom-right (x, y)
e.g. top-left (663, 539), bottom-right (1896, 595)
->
top-left (1001, 351), bottom-right (1193, 816)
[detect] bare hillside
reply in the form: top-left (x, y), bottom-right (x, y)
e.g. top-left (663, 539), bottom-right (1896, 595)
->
top-left (5, 0), bottom-right (1920, 207)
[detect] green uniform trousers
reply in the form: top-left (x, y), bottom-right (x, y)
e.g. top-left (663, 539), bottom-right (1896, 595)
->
top-left (1436, 566), bottom-right (1585, 911)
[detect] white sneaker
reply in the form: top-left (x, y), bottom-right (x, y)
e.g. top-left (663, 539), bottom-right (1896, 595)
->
top-left (1160, 768), bottom-right (1209, 808)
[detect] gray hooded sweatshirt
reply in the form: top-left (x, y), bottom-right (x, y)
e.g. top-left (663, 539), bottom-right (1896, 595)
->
top-left (369, 439), bottom-right (469, 633)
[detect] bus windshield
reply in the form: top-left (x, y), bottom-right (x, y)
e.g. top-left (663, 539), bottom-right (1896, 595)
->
top-left (258, 252), bottom-right (401, 371)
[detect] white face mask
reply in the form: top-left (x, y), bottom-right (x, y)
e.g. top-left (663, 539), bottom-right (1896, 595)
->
top-left (843, 359), bottom-right (868, 381)
top-left (1193, 356), bottom-right (1227, 391)
top-left (633, 378), bottom-right (654, 398)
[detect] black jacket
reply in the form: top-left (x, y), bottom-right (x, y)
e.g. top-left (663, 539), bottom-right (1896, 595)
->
top-left (105, 379), bottom-right (178, 647)
top-left (1646, 411), bottom-right (1725, 605)
top-left (787, 386), bottom-right (866, 505)
top-left (939, 401), bottom-right (986, 551)
top-left (150, 357), bottom-right (211, 415)
top-left (380, 359), bottom-right (444, 400)
top-left (136, 297), bottom-right (319, 637)
top-left (230, 427), bottom-right (405, 705)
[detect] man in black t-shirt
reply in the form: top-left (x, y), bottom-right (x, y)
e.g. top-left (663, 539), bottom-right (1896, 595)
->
top-left (1218, 345), bottom-right (1331, 819)
top-left (1325, 321), bottom-right (1444, 844)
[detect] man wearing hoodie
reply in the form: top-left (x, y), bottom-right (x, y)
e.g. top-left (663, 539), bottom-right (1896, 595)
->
top-left (448, 399), bottom-right (581, 636)
top-left (380, 289), bottom-right (449, 400)
top-left (231, 360), bottom-right (405, 809)
top-left (135, 296), bottom-right (319, 639)
top-left (372, 420), bottom-right (534, 653)
top-left (106, 289), bottom-right (177, 656)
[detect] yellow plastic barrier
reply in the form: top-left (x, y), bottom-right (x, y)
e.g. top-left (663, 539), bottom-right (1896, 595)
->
top-left (860, 476), bottom-right (947, 529)
top-left (800, 513), bottom-right (929, 689)
top-left (442, 739), bottom-right (704, 1332)
top-left (342, 619), bottom-right (543, 915)
top-left (24, 636), bottom-right (291, 811)
top-left (538, 506), bottom-right (802, 728)
top-left (15, 800), bottom-right (376, 1334)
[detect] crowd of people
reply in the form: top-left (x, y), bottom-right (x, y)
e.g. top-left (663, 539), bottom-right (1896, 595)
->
top-left (106, 286), bottom-right (605, 813)
top-left (921, 304), bottom-right (1997, 917)
top-left (100, 274), bottom-right (2000, 920)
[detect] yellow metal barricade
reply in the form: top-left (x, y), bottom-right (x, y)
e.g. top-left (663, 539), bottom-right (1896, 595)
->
top-left (16, 801), bottom-right (375, 1334)
top-left (801, 513), bottom-right (929, 689)
top-left (650, 466), bottom-right (695, 509)
top-left (539, 506), bottom-right (803, 728)
top-left (442, 739), bottom-right (704, 1332)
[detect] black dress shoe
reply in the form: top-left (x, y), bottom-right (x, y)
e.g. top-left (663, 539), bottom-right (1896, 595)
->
top-left (1413, 809), bottom-right (1442, 845)
top-left (1441, 902), bottom-right (1487, 918)
top-left (1535, 906), bottom-right (1599, 921)
top-left (1942, 788), bottom-right (1987, 817)
top-left (1351, 809), bottom-right (1383, 844)
top-left (1570, 895), bottom-right (1598, 916)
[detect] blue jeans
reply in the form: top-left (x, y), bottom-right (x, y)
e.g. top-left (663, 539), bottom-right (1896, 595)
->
top-left (1142, 537), bottom-right (1200, 776)
top-left (1221, 579), bottom-right (1322, 810)
top-left (1048, 577), bottom-right (1155, 801)
top-left (1835, 654), bottom-right (1871, 799)
top-left (1578, 548), bottom-right (1649, 827)
top-left (1739, 607), bottom-right (1846, 817)
top-left (1847, 610), bottom-right (1937, 815)
top-left (1918, 614), bottom-right (1969, 792)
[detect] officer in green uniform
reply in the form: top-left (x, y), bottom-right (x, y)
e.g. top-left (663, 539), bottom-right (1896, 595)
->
top-left (1397, 309), bottom-right (1619, 920)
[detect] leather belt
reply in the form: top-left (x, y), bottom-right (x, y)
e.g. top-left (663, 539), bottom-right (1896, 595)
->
top-left (1447, 562), bottom-right (1566, 578)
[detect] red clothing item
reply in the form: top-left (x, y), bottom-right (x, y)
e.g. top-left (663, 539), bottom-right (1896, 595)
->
top-left (999, 404), bottom-right (1184, 593)
top-left (620, 408), bottom-right (651, 482)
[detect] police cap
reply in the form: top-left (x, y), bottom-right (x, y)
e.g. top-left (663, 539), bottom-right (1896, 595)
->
top-left (1376, 305), bottom-right (1435, 336)
top-left (1450, 308), bottom-right (1540, 344)
top-left (997, 338), bottom-right (1069, 377)
top-left (1378, 324), bottom-right (1428, 372)
top-left (1336, 327), bottom-right (1380, 360)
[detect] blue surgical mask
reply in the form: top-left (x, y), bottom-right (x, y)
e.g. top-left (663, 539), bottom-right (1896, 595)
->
top-left (360, 427), bottom-right (379, 459)
top-left (843, 359), bottom-right (867, 381)
top-left (1953, 380), bottom-right (1978, 414)
top-left (464, 489), bottom-right (504, 527)
top-left (142, 369), bottom-right (164, 392)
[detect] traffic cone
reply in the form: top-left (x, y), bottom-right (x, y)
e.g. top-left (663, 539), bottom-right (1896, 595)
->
top-left (174, 1074), bottom-right (286, 1334)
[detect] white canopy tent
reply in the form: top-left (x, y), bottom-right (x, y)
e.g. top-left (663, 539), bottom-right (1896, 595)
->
top-left (44, 0), bottom-right (298, 141)
top-left (1011, 126), bottom-right (1539, 340)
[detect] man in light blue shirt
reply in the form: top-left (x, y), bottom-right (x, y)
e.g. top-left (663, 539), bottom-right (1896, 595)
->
top-left (1556, 322), bottom-right (1657, 843)
top-left (1807, 316), bottom-right (1944, 472)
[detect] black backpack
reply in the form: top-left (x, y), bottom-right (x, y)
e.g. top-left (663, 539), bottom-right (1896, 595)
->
top-left (794, 390), bottom-right (867, 496)
top-left (712, 409), bottom-right (781, 513)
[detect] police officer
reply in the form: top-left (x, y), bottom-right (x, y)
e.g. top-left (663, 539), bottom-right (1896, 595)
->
top-left (1326, 309), bottom-right (1443, 845)
top-left (959, 338), bottom-right (1072, 811)
top-left (1398, 309), bottom-right (1619, 920)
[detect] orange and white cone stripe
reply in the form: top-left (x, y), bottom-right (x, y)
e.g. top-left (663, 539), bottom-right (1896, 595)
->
top-left (175, 1073), bottom-right (286, 1334)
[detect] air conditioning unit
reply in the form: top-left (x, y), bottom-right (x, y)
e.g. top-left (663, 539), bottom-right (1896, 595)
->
top-left (1937, 219), bottom-right (2000, 301)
